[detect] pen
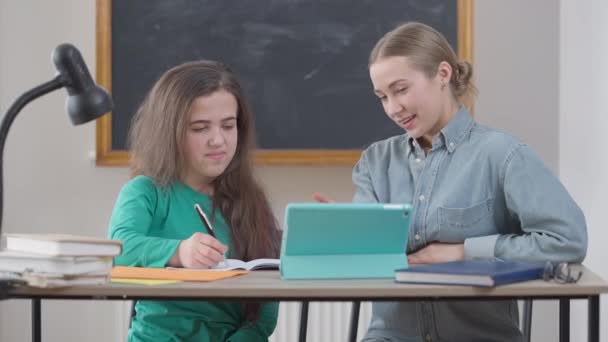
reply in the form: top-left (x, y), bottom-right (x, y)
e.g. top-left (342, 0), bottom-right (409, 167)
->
top-left (194, 204), bottom-right (226, 267)
top-left (194, 204), bottom-right (216, 238)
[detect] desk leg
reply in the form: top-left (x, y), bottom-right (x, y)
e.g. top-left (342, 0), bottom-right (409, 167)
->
top-left (348, 301), bottom-right (361, 342)
top-left (522, 300), bottom-right (533, 342)
top-left (588, 295), bottom-right (599, 342)
top-left (32, 299), bottom-right (41, 342)
top-left (559, 299), bottom-right (570, 342)
top-left (299, 301), bottom-right (309, 342)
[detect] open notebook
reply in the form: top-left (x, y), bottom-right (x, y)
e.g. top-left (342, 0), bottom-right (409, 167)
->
top-left (213, 258), bottom-right (279, 271)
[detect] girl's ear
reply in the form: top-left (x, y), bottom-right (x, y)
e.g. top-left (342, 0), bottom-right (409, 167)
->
top-left (436, 61), bottom-right (453, 84)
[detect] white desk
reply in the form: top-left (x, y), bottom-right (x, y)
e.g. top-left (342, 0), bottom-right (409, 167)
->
top-left (4, 265), bottom-right (607, 342)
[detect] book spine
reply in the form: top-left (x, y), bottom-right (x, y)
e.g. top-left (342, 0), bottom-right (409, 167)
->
top-left (494, 269), bottom-right (544, 286)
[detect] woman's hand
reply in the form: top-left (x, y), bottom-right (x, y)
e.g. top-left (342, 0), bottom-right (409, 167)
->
top-left (407, 243), bottom-right (465, 264)
top-left (168, 232), bottom-right (228, 268)
top-left (312, 192), bottom-right (334, 203)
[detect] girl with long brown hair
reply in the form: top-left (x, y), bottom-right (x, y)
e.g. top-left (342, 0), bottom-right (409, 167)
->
top-left (109, 60), bottom-right (281, 341)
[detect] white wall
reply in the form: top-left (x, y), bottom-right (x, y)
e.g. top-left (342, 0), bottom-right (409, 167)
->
top-left (475, 0), bottom-right (559, 171)
top-left (0, 0), bottom-right (588, 341)
top-left (560, 1), bottom-right (608, 341)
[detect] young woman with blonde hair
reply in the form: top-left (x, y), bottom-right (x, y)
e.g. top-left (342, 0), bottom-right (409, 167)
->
top-left (317, 22), bottom-right (587, 342)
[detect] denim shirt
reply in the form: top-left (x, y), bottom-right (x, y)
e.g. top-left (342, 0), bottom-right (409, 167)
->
top-left (354, 107), bottom-right (587, 342)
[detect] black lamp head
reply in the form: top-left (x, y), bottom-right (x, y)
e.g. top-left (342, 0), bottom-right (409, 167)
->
top-left (52, 43), bottom-right (113, 125)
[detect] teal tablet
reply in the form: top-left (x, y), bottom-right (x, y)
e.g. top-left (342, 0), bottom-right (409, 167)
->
top-left (280, 203), bottom-right (412, 279)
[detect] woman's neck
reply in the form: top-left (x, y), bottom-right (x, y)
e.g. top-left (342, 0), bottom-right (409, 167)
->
top-left (181, 174), bottom-right (214, 195)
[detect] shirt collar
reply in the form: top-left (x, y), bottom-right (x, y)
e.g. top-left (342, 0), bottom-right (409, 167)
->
top-left (406, 106), bottom-right (474, 155)
top-left (440, 106), bottom-right (475, 153)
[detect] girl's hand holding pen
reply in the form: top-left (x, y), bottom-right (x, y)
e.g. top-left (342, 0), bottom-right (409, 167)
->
top-left (168, 232), bottom-right (228, 269)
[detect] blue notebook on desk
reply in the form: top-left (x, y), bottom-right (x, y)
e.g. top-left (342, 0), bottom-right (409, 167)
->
top-left (395, 260), bottom-right (545, 287)
top-left (280, 203), bottom-right (412, 280)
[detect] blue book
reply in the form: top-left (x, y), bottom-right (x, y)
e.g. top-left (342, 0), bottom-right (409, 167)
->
top-left (395, 260), bottom-right (545, 287)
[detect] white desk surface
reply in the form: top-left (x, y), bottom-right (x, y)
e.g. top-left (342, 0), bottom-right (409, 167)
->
top-left (7, 265), bottom-right (608, 300)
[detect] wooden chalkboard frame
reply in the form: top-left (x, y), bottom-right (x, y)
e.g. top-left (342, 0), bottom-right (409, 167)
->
top-left (95, 0), bottom-right (473, 167)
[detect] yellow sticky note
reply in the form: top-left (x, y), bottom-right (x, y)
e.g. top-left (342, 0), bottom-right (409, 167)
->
top-left (111, 278), bottom-right (182, 286)
top-left (111, 266), bottom-right (247, 281)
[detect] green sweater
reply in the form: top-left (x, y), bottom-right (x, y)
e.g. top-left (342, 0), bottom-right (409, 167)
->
top-left (109, 176), bottom-right (278, 342)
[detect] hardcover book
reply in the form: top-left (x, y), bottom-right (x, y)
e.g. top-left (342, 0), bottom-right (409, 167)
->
top-left (395, 260), bottom-right (545, 287)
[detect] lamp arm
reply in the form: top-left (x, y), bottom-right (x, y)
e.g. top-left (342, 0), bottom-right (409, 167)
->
top-left (0, 74), bottom-right (67, 235)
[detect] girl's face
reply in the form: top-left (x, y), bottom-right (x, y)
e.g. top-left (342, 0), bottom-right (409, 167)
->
top-left (181, 89), bottom-right (238, 192)
top-left (369, 56), bottom-right (454, 146)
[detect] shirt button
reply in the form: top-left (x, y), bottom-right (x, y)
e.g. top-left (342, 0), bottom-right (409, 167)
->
top-left (414, 234), bottom-right (421, 241)
top-left (415, 158), bottom-right (422, 163)
top-left (419, 195), bottom-right (425, 201)
top-left (449, 142), bottom-right (455, 147)
top-left (425, 334), bottom-right (432, 341)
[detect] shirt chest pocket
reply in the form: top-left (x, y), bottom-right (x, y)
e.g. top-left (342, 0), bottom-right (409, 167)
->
top-left (438, 198), bottom-right (494, 232)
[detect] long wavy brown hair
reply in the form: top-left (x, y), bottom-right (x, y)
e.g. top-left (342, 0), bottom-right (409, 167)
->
top-left (129, 60), bottom-right (281, 321)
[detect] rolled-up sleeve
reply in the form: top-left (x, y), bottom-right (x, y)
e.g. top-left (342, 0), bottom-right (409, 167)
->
top-left (470, 144), bottom-right (588, 262)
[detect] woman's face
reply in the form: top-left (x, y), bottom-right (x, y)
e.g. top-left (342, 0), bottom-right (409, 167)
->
top-left (181, 89), bottom-right (238, 190)
top-left (369, 56), bottom-right (453, 144)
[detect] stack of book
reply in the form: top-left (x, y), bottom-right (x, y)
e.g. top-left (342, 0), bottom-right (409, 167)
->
top-left (0, 233), bottom-right (122, 287)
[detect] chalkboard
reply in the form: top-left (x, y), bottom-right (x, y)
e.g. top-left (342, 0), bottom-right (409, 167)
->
top-left (96, 0), bottom-right (472, 166)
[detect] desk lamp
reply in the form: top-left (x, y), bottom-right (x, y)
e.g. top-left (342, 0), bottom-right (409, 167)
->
top-left (0, 43), bottom-right (112, 235)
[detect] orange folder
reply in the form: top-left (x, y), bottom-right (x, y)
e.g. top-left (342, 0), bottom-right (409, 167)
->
top-left (111, 266), bottom-right (248, 282)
